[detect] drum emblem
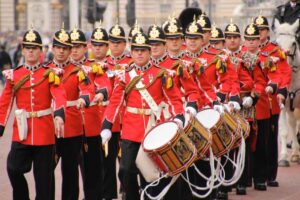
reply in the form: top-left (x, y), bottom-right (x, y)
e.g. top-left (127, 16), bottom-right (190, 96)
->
top-left (188, 128), bottom-right (205, 149)
top-left (173, 138), bottom-right (191, 163)
top-left (217, 125), bottom-right (231, 146)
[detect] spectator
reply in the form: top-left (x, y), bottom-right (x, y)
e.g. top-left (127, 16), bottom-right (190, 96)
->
top-left (13, 43), bottom-right (23, 68)
top-left (0, 44), bottom-right (12, 85)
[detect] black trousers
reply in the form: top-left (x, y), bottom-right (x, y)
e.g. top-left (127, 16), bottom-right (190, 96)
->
top-left (102, 132), bottom-right (120, 199)
top-left (253, 118), bottom-right (270, 183)
top-left (267, 114), bottom-right (279, 182)
top-left (80, 136), bottom-right (104, 200)
top-left (218, 151), bottom-right (234, 193)
top-left (7, 142), bottom-right (54, 200)
top-left (54, 135), bottom-right (82, 200)
top-left (118, 140), bottom-right (141, 200)
top-left (237, 122), bottom-right (254, 186)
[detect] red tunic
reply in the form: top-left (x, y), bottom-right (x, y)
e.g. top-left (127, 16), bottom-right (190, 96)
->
top-left (103, 63), bottom-right (184, 142)
top-left (201, 47), bottom-right (240, 102)
top-left (182, 52), bottom-right (219, 107)
top-left (153, 54), bottom-right (202, 109)
top-left (227, 49), bottom-right (254, 96)
top-left (0, 65), bottom-right (66, 145)
top-left (260, 41), bottom-right (292, 115)
top-left (106, 54), bottom-right (132, 132)
top-left (239, 49), bottom-right (271, 120)
top-left (81, 59), bottom-right (112, 136)
top-left (49, 61), bottom-right (94, 138)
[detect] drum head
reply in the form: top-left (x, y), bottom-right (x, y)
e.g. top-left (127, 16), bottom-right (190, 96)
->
top-left (196, 109), bottom-right (220, 129)
top-left (143, 122), bottom-right (178, 150)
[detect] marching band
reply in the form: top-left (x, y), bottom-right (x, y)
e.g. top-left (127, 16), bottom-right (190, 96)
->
top-left (0, 5), bottom-right (295, 200)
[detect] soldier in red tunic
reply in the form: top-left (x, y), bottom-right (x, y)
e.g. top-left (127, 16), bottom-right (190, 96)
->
top-left (150, 22), bottom-right (200, 115)
top-left (101, 24), bottom-right (132, 200)
top-left (70, 26), bottom-right (111, 199)
top-left (0, 28), bottom-right (66, 200)
top-left (224, 21), bottom-right (254, 196)
top-left (255, 15), bottom-right (292, 187)
top-left (181, 20), bottom-right (223, 110)
top-left (202, 25), bottom-right (241, 109)
top-left (48, 26), bottom-right (94, 200)
top-left (101, 32), bottom-right (185, 200)
top-left (242, 22), bottom-right (281, 192)
top-left (182, 20), bottom-right (224, 200)
top-left (90, 25), bottom-right (113, 129)
top-left (148, 23), bottom-right (198, 200)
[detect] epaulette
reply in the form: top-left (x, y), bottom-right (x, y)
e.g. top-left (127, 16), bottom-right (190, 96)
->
top-left (77, 68), bottom-right (89, 84)
top-left (161, 69), bottom-right (173, 89)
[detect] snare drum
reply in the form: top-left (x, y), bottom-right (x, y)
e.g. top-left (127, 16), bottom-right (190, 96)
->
top-left (224, 105), bottom-right (250, 149)
top-left (196, 109), bottom-right (236, 157)
top-left (184, 113), bottom-right (211, 159)
top-left (143, 121), bottom-right (197, 176)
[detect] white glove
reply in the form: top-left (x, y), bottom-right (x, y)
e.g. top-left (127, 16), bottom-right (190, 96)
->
top-left (174, 118), bottom-right (184, 128)
top-left (76, 98), bottom-right (86, 109)
top-left (185, 106), bottom-right (197, 116)
top-left (54, 116), bottom-right (64, 138)
top-left (213, 104), bottom-right (224, 114)
top-left (265, 86), bottom-right (274, 94)
top-left (101, 129), bottom-right (112, 145)
top-left (242, 96), bottom-right (253, 108)
top-left (93, 93), bottom-right (104, 104)
top-left (228, 101), bottom-right (241, 111)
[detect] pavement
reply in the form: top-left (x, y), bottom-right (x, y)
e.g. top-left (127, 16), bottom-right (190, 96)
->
top-left (0, 104), bottom-right (300, 199)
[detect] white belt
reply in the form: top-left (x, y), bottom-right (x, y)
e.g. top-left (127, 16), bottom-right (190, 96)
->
top-left (67, 100), bottom-right (77, 107)
top-left (26, 108), bottom-right (52, 118)
top-left (126, 106), bottom-right (152, 115)
top-left (90, 100), bottom-right (109, 107)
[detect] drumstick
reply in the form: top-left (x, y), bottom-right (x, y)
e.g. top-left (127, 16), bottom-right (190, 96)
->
top-left (103, 142), bottom-right (108, 157)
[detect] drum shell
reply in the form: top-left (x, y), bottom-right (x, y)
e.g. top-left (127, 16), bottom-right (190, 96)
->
top-left (143, 121), bottom-right (197, 176)
top-left (184, 115), bottom-right (211, 160)
top-left (197, 109), bottom-right (236, 157)
top-left (230, 111), bottom-right (250, 149)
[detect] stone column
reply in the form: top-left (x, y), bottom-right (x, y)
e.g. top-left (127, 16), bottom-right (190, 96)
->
top-left (16, 0), bottom-right (27, 30)
top-left (69, 0), bottom-right (79, 29)
top-left (51, 0), bottom-right (63, 31)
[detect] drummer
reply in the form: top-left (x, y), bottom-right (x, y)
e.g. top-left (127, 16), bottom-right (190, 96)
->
top-left (100, 32), bottom-right (185, 200)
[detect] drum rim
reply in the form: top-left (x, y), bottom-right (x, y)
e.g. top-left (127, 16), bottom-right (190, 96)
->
top-left (196, 108), bottom-right (221, 129)
top-left (142, 121), bottom-right (181, 152)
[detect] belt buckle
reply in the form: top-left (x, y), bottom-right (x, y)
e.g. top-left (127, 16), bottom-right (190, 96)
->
top-left (29, 112), bottom-right (38, 118)
top-left (138, 108), bottom-right (145, 115)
